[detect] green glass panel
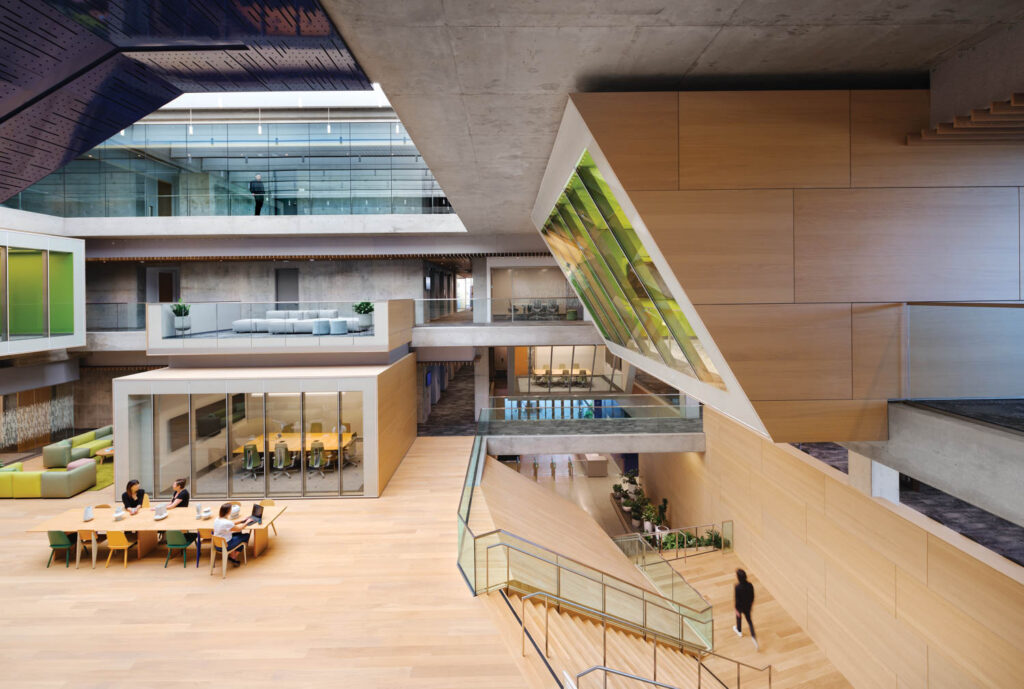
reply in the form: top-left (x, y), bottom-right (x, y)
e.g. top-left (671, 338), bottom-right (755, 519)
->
top-left (576, 152), bottom-right (723, 387)
top-left (8, 248), bottom-right (45, 338)
top-left (47, 251), bottom-right (74, 335)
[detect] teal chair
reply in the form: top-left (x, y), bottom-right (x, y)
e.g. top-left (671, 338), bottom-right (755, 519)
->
top-left (47, 531), bottom-right (74, 568)
top-left (308, 440), bottom-right (325, 478)
top-left (273, 441), bottom-right (291, 478)
top-left (242, 443), bottom-right (261, 480)
top-left (164, 530), bottom-right (195, 568)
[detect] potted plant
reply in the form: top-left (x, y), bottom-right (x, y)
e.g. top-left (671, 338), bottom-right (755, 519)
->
top-left (612, 483), bottom-right (624, 504)
top-left (170, 298), bottom-right (191, 333)
top-left (622, 498), bottom-right (633, 514)
top-left (656, 498), bottom-right (668, 526)
top-left (353, 301), bottom-right (374, 329)
top-left (642, 504), bottom-right (657, 533)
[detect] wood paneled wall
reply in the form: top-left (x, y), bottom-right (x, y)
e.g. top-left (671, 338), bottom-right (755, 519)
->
top-left (375, 353), bottom-right (417, 495)
top-left (575, 90), bottom-right (1024, 441)
top-left (639, 408), bottom-right (1024, 689)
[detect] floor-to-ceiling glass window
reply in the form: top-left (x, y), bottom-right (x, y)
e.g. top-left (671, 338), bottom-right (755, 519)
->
top-left (191, 394), bottom-right (228, 498)
top-left (0, 246), bottom-right (6, 342)
top-left (266, 393), bottom-right (303, 497)
top-left (304, 392), bottom-right (341, 495)
top-left (228, 393), bottom-right (265, 498)
top-left (7, 248), bottom-right (46, 340)
top-left (341, 391), bottom-right (364, 495)
top-left (127, 395), bottom-right (154, 495)
top-left (153, 394), bottom-right (191, 498)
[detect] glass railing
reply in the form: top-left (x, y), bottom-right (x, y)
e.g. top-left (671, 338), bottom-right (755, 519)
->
top-left (148, 301), bottom-right (377, 342)
top-left (413, 297), bottom-right (586, 326)
top-left (613, 532), bottom-right (715, 616)
top-left (479, 395), bottom-right (702, 435)
top-left (86, 302), bottom-right (146, 331)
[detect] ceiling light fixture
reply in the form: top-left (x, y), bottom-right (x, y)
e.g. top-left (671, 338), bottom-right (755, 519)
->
top-left (257, 108), bottom-right (262, 135)
top-left (188, 109), bottom-right (193, 135)
top-left (326, 107), bottom-right (331, 133)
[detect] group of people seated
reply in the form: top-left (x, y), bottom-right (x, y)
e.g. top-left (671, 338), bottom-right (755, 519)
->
top-left (119, 478), bottom-right (250, 566)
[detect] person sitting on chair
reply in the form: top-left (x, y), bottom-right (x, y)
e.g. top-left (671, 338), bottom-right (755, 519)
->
top-left (213, 503), bottom-right (251, 567)
top-left (166, 478), bottom-right (190, 509)
top-left (121, 479), bottom-right (146, 515)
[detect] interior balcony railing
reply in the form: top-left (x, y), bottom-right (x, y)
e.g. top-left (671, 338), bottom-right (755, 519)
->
top-left (414, 297), bottom-right (586, 326)
top-left (86, 302), bottom-right (146, 331)
top-left (612, 531), bottom-right (725, 616)
top-left (482, 394), bottom-right (702, 437)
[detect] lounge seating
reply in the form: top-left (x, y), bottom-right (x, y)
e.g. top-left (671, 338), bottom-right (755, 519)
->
top-left (42, 425), bottom-right (112, 468)
top-left (230, 309), bottom-right (367, 335)
top-left (0, 462), bottom-right (97, 499)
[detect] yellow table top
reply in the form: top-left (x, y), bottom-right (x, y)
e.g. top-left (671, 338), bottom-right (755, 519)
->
top-left (233, 432), bottom-right (352, 455)
top-left (532, 368), bottom-right (591, 376)
top-left (28, 503), bottom-right (287, 534)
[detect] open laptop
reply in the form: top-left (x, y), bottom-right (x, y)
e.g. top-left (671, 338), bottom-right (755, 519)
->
top-left (241, 503), bottom-right (263, 526)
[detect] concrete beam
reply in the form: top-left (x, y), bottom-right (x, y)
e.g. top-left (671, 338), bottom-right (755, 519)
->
top-left (486, 433), bottom-right (704, 456)
top-left (412, 323), bottom-right (602, 347)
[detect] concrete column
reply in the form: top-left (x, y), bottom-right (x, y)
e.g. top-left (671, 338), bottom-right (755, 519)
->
top-left (848, 449), bottom-right (899, 504)
top-left (471, 256), bottom-right (488, 323)
top-left (474, 348), bottom-right (490, 422)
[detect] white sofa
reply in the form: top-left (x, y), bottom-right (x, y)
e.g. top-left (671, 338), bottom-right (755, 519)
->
top-left (231, 309), bottom-right (364, 335)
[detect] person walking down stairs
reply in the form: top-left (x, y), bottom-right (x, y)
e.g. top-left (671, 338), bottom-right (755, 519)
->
top-left (732, 568), bottom-right (758, 650)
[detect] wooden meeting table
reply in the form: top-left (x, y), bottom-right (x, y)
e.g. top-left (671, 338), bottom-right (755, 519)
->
top-left (28, 502), bottom-right (286, 569)
top-left (233, 432), bottom-right (352, 455)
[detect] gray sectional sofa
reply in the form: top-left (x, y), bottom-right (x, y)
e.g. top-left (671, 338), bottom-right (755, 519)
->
top-left (231, 309), bottom-right (366, 335)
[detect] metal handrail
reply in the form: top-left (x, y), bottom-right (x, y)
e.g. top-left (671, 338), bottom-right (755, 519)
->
top-left (612, 532), bottom-right (714, 610)
top-left (480, 530), bottom-right (712, 616)
top-left (699, 649), bottom-right (771, 673)
top-left (697, 649), bottom-right (773, 688)
top-left (575, 666), bottom-right (683, 689)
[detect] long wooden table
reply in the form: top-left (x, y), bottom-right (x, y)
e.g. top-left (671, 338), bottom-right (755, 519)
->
top-left (233, 432), bottom-right (352, 454)
top-left (532, 367), bottom-right (591, 376)
top-left (28, 503), bottom-right (287, 569)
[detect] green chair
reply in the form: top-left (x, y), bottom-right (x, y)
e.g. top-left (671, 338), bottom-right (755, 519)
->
top-left (273, 441), bottom-right (291, 478)
top-left (242, 443), bottom-right (261, 480)
top-left (164, 530), bottom-right (195, 568)
top-left (47, 531), bottom-right (74, 568)
top-left (308, 441), bottom-right (325, 478)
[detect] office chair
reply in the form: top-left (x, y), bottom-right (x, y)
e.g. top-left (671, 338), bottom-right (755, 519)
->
top-left (308, 440), bottom-right (325, 478)
top-left (273, 441), bottom-right (291, 478)
top-left (310, 422), bottom-right (323, 434)
top-left (242, 443), bottom-right (261, 480)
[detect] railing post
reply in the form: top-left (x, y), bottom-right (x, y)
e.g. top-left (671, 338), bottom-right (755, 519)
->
top-left (544, 596), bottom-right (550, 658)
top-left (602, 617), bottom-right (608, 689)
top-left (521, 596), bottom-right (527, 657)
top-left (653, 638), bottom-right (657, 681)
top-left (736, 662), bottom-right (740, 687)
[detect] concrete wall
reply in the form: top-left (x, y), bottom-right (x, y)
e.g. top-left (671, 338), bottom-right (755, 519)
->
top-left (846, 403), bottom-right (1024, 527)
top-left (85, 262), bottom-right (138, 303)
top-left (639, 408), bottom-right (1024, 689)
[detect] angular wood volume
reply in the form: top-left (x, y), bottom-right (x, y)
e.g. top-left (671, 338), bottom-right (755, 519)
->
top-left (678, 91), bottom-right (850, 189)
top-left (630, 189), bottom-right (794, 304)
top-left (794, 187), bottom-right (1020, 303)
top-left (851, 303), bottom-right (902, 400)
top-left (753, 400), bottom-right (888, 442)
top-left (572, 92), bottom-right (678, 191)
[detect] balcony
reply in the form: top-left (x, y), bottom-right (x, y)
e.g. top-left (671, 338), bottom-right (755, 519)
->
top-left (143, 300), bottom-right (412, 355)
top-left (411, 297), bottom-right (602, 347)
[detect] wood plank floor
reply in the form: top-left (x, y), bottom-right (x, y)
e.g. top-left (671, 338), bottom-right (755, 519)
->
top-left (0, 436), bottom-right (530, 689)
top-left (674, 553), bottom-right (853, 689)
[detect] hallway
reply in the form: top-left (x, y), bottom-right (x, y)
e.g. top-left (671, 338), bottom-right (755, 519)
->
top-left (418, 365), bottom-right (477, 436)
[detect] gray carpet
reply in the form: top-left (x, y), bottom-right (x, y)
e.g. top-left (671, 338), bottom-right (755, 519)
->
top-left (418, 366), bottom-right (477, 436)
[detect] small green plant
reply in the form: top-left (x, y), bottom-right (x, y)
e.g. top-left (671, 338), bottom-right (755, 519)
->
top-left (622, 469), bottom-right (638, 485)
top-left (612, 483), bottom-right (623, 496)
top-left (170, 298), bottom-right (190, 317)
top-left (642, 504), bottom-right (658, 524)
top-left (353, 301), bottom-right (374, 315)
top-left (656, 498), bottom-right (668, 526)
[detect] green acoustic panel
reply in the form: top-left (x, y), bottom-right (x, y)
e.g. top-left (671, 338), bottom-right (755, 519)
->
top-left (8, 248), bottom-right (45, 337)
top-left (540, 151), bottom-right (724, 389)
top-left (48, 251), bottom-right (74, 335)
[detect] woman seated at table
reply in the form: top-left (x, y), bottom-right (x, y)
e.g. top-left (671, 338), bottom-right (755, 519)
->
top-left (121, 480), bottom-right (146, 515)
top-left (166, 478), bottom-right (190, 509)
top-left (213, 503), bottom-right (251, 566)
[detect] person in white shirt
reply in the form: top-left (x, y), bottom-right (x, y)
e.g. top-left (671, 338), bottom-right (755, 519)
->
top-left (212, 503), bottom-right (250, 566)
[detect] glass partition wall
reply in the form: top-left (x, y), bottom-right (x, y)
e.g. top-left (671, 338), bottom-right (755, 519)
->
top-left (134, 391), bottom-right (366, 498)
top-left (0, 245), bottom-right (74, 343)
top-left (516, 345), bottom-right (626, 394)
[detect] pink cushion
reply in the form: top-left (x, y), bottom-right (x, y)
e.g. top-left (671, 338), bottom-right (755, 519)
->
top-left (66, 458), bottom-right (93, 471)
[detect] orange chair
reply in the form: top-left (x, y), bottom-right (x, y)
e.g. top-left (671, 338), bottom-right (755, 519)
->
top-left (142, 493), bottom-right (150, 507)
top-left (105, 531), bottom-right (136, 568)
top-left (209, 535), bottom-right (247, 579)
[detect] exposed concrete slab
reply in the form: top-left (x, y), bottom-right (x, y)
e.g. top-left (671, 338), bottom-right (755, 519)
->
top-left (486, 432), bottom-right (704, 456)
top-left (84, 331), bottom-right (147, 352)
top-left (411, 322), bottom-right (602, 347)
top-left (846, 402), bottom-right (1024, 527)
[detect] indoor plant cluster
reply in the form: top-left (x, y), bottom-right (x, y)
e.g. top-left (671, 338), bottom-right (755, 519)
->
top-left (613, 471), bottom-right (668, 533)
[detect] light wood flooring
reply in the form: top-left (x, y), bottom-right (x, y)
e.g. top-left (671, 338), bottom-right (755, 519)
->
top-left (0, 436), bottom-right (529, 689)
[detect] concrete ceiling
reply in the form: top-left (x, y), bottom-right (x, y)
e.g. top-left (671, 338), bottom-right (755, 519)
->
top-left (322, 0), bottom-right (1024, 236)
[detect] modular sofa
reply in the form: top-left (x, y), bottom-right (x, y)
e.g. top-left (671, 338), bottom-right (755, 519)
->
top-left (231, 309), bottom-right (366, 335)
top-left (0, 462), bottom-right (96, 498)
top-left (42, 425), bottom-right (113, 469)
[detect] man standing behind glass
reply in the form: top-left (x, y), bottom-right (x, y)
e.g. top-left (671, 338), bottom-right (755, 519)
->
top-left (250, 173), bottom-right (266, 215)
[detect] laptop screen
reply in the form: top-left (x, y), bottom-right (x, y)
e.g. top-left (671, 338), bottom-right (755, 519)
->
top-left (251, 504), bottom-right (264, 519)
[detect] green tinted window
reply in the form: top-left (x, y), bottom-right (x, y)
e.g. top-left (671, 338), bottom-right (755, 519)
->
top-left (48, 251), bottom-right (74, 335)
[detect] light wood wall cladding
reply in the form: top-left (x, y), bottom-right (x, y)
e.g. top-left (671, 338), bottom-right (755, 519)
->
top-left (794, 187), bottom-right (1020, 303)
top-left (907, 304), bottom-right (1024, 399)
top-left (752, 400), bottom-right (888, 442)
top-left (638, 408), bottom-right (1024, 689)
top-left (630, 189), bottom-right (794, 304)
top-left (677, 91), bottom-right (850, 189)
top-left (376, 353), bottom-right (417, 495)
top-left (851, 303), bottom-right (903, 400)
top-left (851, 90), bottom-right (1024, 188)
top-left (572, 92), bottom-right (678, 190)
top-left (696, 303), bottom-right (852, 401)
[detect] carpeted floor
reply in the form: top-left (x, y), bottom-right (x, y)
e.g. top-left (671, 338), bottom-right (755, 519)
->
top-left (89, 461), bottom-right (114, 491)
top-left (791, 442), bottom-right (849, 473)
top-left (417, 366), bottom-right (477, 436)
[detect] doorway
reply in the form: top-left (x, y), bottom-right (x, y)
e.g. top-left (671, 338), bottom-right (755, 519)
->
top-left (275, 268), bottom-right (299, 310)
top-left (157, 180), bottom-right (172, 217)
top-left (145, 266), bottom-right (179, 303)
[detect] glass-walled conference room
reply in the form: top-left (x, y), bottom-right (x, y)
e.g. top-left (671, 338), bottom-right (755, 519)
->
top-left (127, 391), bottom-right (365, 498)
top-left (514, 345), bottom-right (627, 394)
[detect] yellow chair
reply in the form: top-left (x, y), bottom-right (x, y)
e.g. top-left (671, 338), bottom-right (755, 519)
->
top-left (94, 504), bottom-right (111, 509)
top-left (209, 535), bottom-right (246, 579)
top-left (259, 499), bottom-right (277, 535)
top-left (105, 531), bottom-right (136, 568)
top-left (142, 493), bottom-right (150, 508)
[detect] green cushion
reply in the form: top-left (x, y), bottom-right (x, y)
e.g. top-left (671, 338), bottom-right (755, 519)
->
top-left (70, 431), bottom-right (95, 447)
top-left (0, 462), bottom-right (22, 472)
top-left (95, 425), bottom-right (113, 439)
top-left (80, 437), bottom-right (112, 456)
top-left (11, 472), bottom-right (42, 498)
top-left (0, 473), bottom-right (12, 498)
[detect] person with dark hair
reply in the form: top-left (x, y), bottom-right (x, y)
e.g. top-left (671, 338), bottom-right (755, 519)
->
top-left (121, 480), bottom-right (146, 514)
top-left (733, 568), bottom-right (758, 650)
top-left (212, 503), bottom-right (250, 566)
top-left (250, 173), bottom-right (265, 215)
top-left (167, 478), bottom-right (190, 509)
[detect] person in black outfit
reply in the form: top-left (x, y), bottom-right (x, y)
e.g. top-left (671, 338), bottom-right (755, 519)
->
top-left (249, 174), bottom-right (266, 215)
top-left (167, 477), bottom-right (190, 509)
top-left (121, 479), bottom-right (146, 515)
top-left (733, 568), bottom-right (758, 650)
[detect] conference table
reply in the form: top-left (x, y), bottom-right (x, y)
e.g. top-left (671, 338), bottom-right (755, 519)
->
top-left (28, 502), bottom-right (287, 569)
top-left (532, 367), bottom-right (591, 376)
top-left (233, 432), bottom-right (353, 454)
